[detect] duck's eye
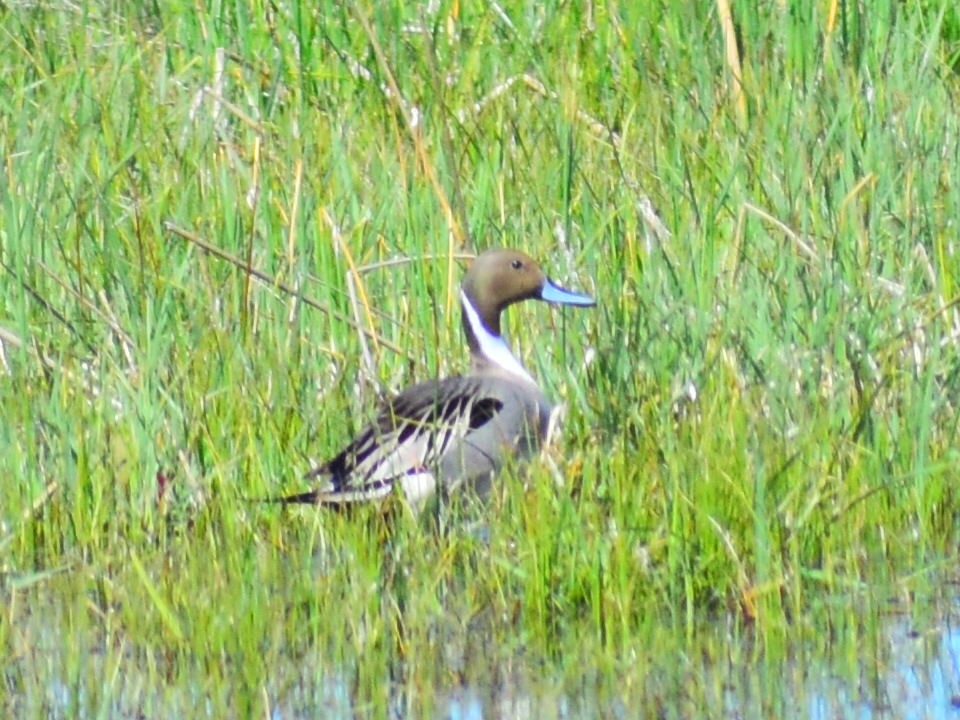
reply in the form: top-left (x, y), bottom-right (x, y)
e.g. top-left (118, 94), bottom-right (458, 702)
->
top-left (511, 259), bottom-right (523, 270)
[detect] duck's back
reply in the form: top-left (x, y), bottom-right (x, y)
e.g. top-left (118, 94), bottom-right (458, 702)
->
top-left (311, 373), bottom-right (550, 507)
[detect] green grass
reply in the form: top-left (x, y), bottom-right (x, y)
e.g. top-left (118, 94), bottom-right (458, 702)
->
top-left (2, 1), bottom-right (959, 717)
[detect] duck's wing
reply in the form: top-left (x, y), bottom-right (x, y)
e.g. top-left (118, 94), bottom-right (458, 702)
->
top-left (276, 375), bottom-right (504, 506)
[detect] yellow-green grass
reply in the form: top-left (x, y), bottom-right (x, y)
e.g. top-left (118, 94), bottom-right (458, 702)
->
top-left (2, 1), bottom-right (959, 716)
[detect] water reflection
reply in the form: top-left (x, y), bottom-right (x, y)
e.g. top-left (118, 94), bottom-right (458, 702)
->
top-left (803, 610), bottom-right (960, 720)
top-left (9, 588), bottom-right (959, 718)
top-left (439, 601), bottom-right (960, 720)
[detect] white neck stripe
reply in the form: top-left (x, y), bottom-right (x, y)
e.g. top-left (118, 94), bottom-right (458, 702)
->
top-left (460, 290), bottom-right (535, 384)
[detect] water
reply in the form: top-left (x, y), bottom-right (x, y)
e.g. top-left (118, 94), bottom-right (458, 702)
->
top-left (7, 584), bottom-right (959, 718)
top-left (439, 597), bottom-right (960, 720)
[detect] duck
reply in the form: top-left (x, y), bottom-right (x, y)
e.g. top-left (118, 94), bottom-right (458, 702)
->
top-left (276, 248), bottom-right (595, 509)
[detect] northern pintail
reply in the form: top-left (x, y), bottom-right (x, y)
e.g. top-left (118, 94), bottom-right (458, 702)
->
top-left (277, 248), bottom-right (594, 509)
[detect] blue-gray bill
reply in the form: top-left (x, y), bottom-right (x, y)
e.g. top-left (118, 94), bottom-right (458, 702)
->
top-left (539, 278), bottom-right (595, 307)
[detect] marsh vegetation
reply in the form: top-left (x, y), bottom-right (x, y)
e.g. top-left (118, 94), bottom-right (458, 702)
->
top-left (2, 2), bottom-right (959, 717)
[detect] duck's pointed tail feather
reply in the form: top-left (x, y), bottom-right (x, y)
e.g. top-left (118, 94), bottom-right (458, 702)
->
top-left (264, 490), bottom-right (327, 504)
top-left (250, 483), bottom-right (395, 507)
